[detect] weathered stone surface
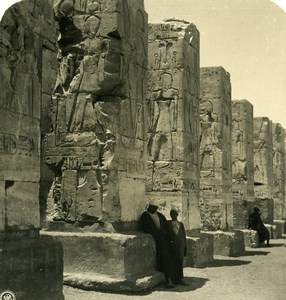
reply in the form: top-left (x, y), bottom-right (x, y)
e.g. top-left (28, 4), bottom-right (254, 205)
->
top-left (253, 117), bottom-right (274, 223)
top-left (203, 230), bottom-right (245, 257)
top-left (42, 231), bottom-right (165, 291)
top-left (232, 100), bottom-right (254, 228)
top-left (0, 234), bottom-right (63, 300)
top-left (272, 123), bottom-right (285, 220)
top-left (264, 224), bottom-right (274, 239)
top-left (199, 67), bottom-right (232, 230)
top-left (273, 220), bottom-right (286, 235)
top-left (44, 0), bottom-right (148, 225)
top-left (239, 229), bottom-right (259, 248)
top-left (0, 2), bottom-right (64, 299)
top-left (272, 221), bottom-right (283, 238)
top-left (252, 198), bottom-right (274, 224)
top-left (63, 272), bottom-right (165, 292)
top-left (0, 0), bottom-right (58, 231)
top-left (184, 234), bottom-right (214, 267)
top-left (5, 181), bottom-right (40, 230)
top-left (146, 20), bottom-right (201, 231)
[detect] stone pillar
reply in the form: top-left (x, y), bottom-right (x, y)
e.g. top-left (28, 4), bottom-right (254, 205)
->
top-left (199, 67), bottom-right (232, 231)
top-left (146, 19), bottom-right (201, 231)
top-left (272, 123), bottom-right (285, 220)
top-left (0, 1), bottom-right (63, 299)
top-left (253, 117), bottom-right (274, 223)
top-left (44, 0), bottom-right (148, 227)
top-left (232, 100), bottom-right (254, 228)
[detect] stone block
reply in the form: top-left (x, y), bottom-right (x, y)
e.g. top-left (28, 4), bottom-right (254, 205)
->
top-left (239, 229), bottom-right (259, 248)
top-left (0, 234), bottom-right (63, 300)
top-left (273, 220), bottom-right (284, 238)
top-left (42, 231), bottom-right (165, 292)
top-left (184, 233), bottom-right (214, 268)
top-left (203, 230), bottom-right (245, 257)
top-left (264, 224), bottom-right (274, 239)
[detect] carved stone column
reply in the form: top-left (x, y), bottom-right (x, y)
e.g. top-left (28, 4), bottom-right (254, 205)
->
top-left (272, 123), bottom-right (285, 220)
top-left (0, 1), bottom-right (63, 298)
top-left (44, 0), bottom-right (148, 227)
top-left (253, 117), bottom-right (274, 223)
top-left (199, 67), bottom-right (233, 230)
top-left (232, 100), bottom-right (254, 228)
top-left (146, 19), bottom-right (201, 232)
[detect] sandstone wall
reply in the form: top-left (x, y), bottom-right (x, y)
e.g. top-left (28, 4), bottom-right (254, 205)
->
top-left (253, 117), bottom-right (274, 223)
top-left (272, 123), bottom-right (285, 220)
top-left (232, 100), bottom-right (254, 228)
top-left (0, 0), bottom-right (58, 231)
top-left (199, 67), bottom-right (232, 230)
top-left (146, 20), bottom-right (201, 231)
top-left (44, 0), bottom-right (148, 225)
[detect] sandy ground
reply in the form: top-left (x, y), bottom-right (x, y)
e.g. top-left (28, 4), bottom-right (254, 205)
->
top-left (64, 238), bottom-right (286, 300)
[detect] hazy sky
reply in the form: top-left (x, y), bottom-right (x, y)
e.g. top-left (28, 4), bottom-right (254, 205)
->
top-left (1, 0), bottom-right (286, 127)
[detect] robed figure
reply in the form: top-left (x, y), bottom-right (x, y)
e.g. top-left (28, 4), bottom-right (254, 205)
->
top-left (168, 208), bottom-right (188, 285)
top-left (140, 202), bottom-right (175, 288)
top-left (249, 207), bottom-right (270, 247)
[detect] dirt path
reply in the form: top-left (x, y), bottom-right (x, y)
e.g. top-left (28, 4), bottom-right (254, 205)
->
top-left (64, 238), bottom-right (286, 300)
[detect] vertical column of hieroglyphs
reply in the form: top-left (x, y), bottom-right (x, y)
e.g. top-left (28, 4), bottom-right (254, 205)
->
top-left (272, 123), bottom-right (285, 220)
top-left (0, 0), bottom-right (58, 231)
top-left (253, 117), bottom-right (274, 223)
top-left (146, 19), bottom-right (201, 230)
top-left (44, 0), bottom-right (148, 225)
top-left (232, 100), bottom-right (254, 228)
top-left (199, 67), bottom-right (232, 230)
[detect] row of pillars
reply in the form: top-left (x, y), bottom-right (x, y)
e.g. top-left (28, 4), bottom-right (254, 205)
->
top-left (146, 21), bottom-right (285, 232)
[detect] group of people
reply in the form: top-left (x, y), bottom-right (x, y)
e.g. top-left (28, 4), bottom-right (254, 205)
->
top-left (140, 201), bottom-right (188, 288)
top-left (140, 203), bottom-right (270, 288)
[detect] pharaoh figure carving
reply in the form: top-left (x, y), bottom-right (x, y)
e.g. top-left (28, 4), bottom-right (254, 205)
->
top-left (199, 100), bottom-right (220, 177)
top-left (148, 72), bottom-right (179, 161)
top-left (44, 0), bottom-right (148, 225)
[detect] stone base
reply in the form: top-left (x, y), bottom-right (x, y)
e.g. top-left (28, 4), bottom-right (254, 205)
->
top-left (264, 224), bottom-right (274, 239)
top-left (265, 223), bottom-right (282, 239)
top-left (202, 230), bottom-right (245, 257)
top-left (0, 231), bottom-right (63, 300)
top-left (41, 231), bottom-right (165, 292)
top-left (184, 233), bottom-right (214, 267)
top-left (239, 229), bottom-right (259, 248)
top-left (273, 220), bottom-right (285, 236)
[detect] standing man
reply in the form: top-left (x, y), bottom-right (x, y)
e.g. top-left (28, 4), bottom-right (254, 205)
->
top-left (168, 207), bottom-right (188, 285)
top-left (140, 201), bottom-right (175, 288)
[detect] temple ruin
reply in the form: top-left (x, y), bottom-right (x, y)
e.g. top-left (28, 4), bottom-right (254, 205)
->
top-left (1, 0), bottom-right (286, 297)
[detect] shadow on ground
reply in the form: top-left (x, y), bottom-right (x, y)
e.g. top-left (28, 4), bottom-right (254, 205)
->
top-left (241, 250), bottom-right (270, 256)
top-left (155, 276), bottom-right (209, 293)
top-left (207, 258), bottom-right (251, 268)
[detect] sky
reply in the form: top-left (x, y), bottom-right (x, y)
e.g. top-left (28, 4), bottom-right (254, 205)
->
top-left (1, 0), bottom-right (286, 127)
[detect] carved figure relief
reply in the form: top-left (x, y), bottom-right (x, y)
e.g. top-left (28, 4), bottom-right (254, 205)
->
top-left (147, 72), bottom-right (179, 161)
top-left (199, 100), bottom-right (220, 177)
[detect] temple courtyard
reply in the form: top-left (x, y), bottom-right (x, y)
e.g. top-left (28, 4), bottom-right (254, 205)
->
top-left (64, 237), bottom-right (286, 300)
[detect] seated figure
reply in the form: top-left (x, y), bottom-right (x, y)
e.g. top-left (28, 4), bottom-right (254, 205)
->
top-left (249, 207), bottom-right (270, 247)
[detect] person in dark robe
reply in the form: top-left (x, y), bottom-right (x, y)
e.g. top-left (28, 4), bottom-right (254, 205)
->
top-left (140, 201), bottom-right (175, 288)
top-left (249, 207), bottom-right (270, 247)
top-left (168, 208), bottom-right (188, 285)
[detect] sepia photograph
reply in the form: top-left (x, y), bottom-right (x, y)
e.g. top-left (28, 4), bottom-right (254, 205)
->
top-left (0, 0), bottom-right (286, 299)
